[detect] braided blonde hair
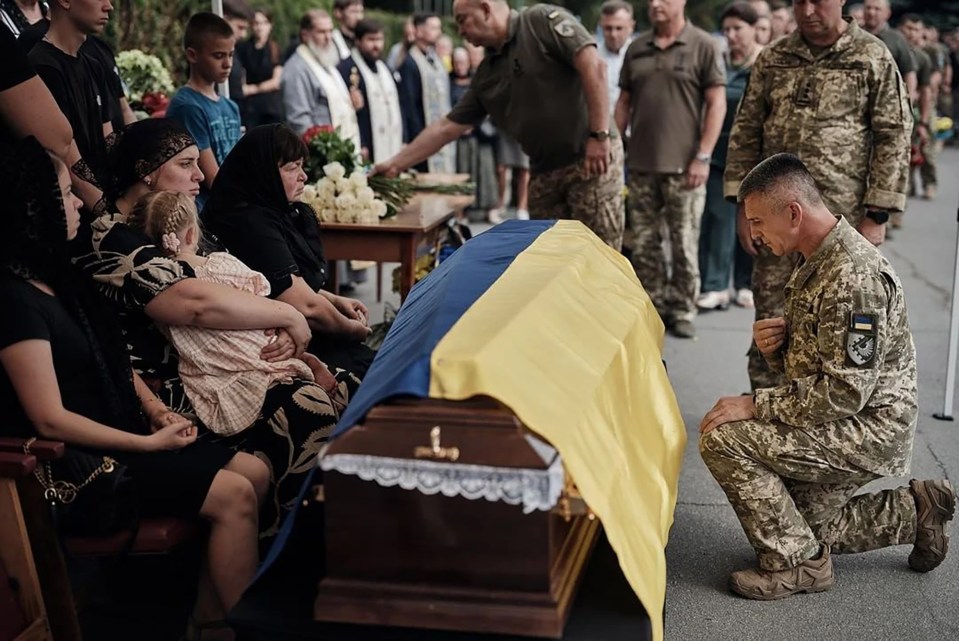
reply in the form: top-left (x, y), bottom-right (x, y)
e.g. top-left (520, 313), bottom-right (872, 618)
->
top-left (128, 191), bottom-right (201, 256)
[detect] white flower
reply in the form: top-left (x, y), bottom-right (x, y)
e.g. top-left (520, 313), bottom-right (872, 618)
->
top-left (323, 162), bottom-right (346, 181)
top-left (359, 207), bottom-right (379, 224)
top-left (301, 185), bottom-right (317, 202)
top-left (356, 186), bottom-right (375, 205)
top-left (335, 193), bottom-right (357, 210)
top-left (318, 208), bottom-right (336, 223)
top-left (334, 207), bottom-right (355, 223)
top-left (348, 171), bottom-right (368, 189)
top-left (334, 177), bottom-right (352, 194)
top-left (316, 179), bottom-right (336, 201)
top-left (372, 199), bottom-right (388, 218)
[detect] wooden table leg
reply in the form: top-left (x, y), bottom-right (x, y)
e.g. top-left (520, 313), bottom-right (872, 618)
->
top-left (376, 263), bottom-right (383, 303)
top-left (326, 260), bottom-right (340, 295)
top-left (399, 235), bottom-right (416, 302)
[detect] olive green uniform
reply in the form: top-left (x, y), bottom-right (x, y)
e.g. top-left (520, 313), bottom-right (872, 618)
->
top-left (448, 5), bottom-right (624, 249)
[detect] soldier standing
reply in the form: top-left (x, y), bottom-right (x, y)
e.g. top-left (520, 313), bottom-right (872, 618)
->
top-left (375, 0), bottom-right (625, 250)
top-left (724, 0), bottom-right (911, 390)
top-left (614, 0), bottom-right (727, 339)
top-left (700, 154), bottom-right (955, 601)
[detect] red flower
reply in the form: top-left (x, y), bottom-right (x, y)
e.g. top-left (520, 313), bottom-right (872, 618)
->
top-left (302, 124), bottom-right (336, 144)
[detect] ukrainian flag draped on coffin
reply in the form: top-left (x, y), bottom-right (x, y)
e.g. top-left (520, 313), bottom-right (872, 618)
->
top-left (333, 219), bottom-right (685, 641)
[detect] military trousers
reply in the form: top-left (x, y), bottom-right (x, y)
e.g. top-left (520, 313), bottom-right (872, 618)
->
top-left (528, 136), bottom-right (625, 251)
top-left (700, 419), bottom-right (917, 572)
top-left (627, 173), bottom-right (706, 323)
top-left (918, 138), bottom-right (940, 190)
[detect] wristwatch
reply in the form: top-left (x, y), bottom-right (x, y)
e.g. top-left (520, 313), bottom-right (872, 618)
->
top-left (865, 209), bottom-right (890, 224)
top-left (695, 152), bottom-right (712, 164)
top-left (589, 130), bottom-right (611, 141)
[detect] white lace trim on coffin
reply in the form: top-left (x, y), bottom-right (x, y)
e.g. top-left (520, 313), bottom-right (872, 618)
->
top-left (319, 435), bottom-right (564, 514)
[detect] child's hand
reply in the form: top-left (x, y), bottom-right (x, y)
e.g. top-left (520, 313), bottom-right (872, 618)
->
top-left (301, 353), bottom-right (338, 393)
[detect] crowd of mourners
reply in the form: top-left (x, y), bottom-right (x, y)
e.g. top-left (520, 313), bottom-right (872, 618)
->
top-left (0, 0), bottom-right (957, 636)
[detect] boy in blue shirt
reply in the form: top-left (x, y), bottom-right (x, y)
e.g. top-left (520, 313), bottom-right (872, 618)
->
top-left (167, 12), bottom-right (242, 210)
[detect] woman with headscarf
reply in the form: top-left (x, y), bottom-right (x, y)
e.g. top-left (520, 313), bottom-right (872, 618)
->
top-left (73, 118), bottom-right (354, 536)
top-left (203, 123), bottom-right (376, 377)
top-left (0, 136), bottom-right (267, 637)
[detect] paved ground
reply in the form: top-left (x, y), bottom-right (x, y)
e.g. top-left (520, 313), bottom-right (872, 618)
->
top-left (345, 150), bottom-right (959, 641)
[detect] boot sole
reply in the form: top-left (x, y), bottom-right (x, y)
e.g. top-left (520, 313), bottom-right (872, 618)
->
top-left (909, 480), bottom-right (956, 572)
top-left (729, 577), bottom-right (835, 601)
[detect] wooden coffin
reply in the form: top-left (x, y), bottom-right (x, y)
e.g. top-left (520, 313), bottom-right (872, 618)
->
top-left (314, 396), bottom-right (600, 639)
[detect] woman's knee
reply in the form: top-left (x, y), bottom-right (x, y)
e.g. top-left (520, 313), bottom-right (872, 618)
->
top-left (226, 452), bottom-right (271, 500)
top-left (200, 470), bottom-right (258, 523)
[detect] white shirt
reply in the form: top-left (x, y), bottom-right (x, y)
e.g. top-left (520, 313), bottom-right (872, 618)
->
top-left (598, 38), bottom-right (632, 118)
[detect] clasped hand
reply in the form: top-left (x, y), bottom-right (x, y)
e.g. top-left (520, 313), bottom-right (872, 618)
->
top-left (753, 317), bottom-right (786, 356)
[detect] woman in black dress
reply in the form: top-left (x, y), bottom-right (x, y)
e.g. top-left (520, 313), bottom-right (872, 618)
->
top-left (204, 123), bottom-right (376, 377)
top-left (74, 118), bottom-right (358, 537)
top-left (237, 7), bottom-right (284, 127)
top-left (0, 136), bottom-right (267, 636)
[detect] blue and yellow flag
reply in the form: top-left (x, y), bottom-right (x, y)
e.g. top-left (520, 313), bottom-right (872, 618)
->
top-left (333, 219), bottom-right (685, 641)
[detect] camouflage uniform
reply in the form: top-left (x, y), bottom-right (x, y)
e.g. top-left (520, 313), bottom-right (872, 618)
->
top-left (528, 136), bottom-right (625, 250)
top-left (724, 20), bottom-right (912, 390)
top-left (701, 218), bottom-right (919, 571)
top-left (627, 176), bottom-right (705, 322)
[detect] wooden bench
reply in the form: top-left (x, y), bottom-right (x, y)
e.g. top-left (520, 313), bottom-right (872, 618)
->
top-left (0, 437), bottom-right (202, 640)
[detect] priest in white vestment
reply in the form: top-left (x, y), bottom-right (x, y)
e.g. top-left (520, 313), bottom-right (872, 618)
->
top-left (282, 9), bottom-right (361, 151)
top-left (396, 12), bottom-right (456, 173)
top-left (337, 19), bottom-right (403, 164)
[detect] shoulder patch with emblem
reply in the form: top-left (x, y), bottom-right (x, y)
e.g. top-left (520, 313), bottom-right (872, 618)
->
top-left (554, 20), bottom-right (576, 37)
top-left (846, 312), bottom-right (877, 366)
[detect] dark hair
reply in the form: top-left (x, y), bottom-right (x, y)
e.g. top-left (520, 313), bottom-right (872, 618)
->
top-left (721, 2), bottom-right (760, 25)
top-left (738, 153), bottom-right (823, 206)
top-left (274, 124), bottom-right (309, 166)
top-left (334, 0), bottom-right (363, 10)
top-left (253, 7), bottom-right (273, 22)
top-left (223, 0), bottom-right (254, 21)
top-left (184, 12), bottom-right (235, 51)
top-left (600, 0), bottom-right (633, 17)
top-left (412, 12), bottom-right (439, 28)
top-left (355, 18), bottom-right (384, 40)
top-left (300, 9), bottom-right (329, 32)
top-left (769, 0), bottom-right (789, 11)
top-left (900, 13), bottom-right (923, 26)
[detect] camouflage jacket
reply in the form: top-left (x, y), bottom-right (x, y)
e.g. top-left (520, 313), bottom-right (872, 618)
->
top-left (724, 20), bottom-right (912, 223)
top-left (754, 218), bottom-right (917, 476)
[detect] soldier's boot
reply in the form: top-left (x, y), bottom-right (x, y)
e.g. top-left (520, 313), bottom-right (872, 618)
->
top-left (909, 479), bottom-right (956, 572)
top-left (728, 546), bottom-right (833, 601)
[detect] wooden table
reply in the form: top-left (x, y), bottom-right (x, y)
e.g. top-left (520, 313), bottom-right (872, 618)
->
top-left (322, 193), bottom-right (474, 301)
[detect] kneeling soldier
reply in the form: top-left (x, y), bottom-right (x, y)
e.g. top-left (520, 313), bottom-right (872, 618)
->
top-left (699, 153), bottom-right (954, 600)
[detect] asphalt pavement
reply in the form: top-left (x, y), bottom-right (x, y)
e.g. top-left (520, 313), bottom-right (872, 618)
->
top-left (348, 150), bottom-right (959, 641)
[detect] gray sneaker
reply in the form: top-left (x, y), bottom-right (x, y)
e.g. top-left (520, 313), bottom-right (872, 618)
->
top-left (909, 479), bottom-right (956, 572)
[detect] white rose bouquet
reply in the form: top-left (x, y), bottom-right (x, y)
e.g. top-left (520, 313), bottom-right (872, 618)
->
top-left (301, 162), bottom-right (388, 224)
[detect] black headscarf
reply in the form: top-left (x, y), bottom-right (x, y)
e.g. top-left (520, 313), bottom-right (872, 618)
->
top-left (0, 137), bottom-right (144, 434)
top-left (105, 118), bottom-right (196, 202)
top-left (203, 124), bottom-right (326, 288)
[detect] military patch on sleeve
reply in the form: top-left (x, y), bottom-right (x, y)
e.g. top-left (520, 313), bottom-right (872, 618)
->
top-left (846, 312), bottom-right (877, 366)
top-left (554, 20), bottom-right (576, 37)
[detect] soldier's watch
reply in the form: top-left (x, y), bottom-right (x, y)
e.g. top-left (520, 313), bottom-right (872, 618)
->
top-left (695, 152), bottom-right (712, 164)
top-left (865, 209), bottom-right (890, 224)
top-left (588, 130), bottom-right (611, 141)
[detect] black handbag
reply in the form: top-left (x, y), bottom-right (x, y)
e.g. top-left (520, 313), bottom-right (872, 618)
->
top-left (25, 438), bottom-right (138, 537)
